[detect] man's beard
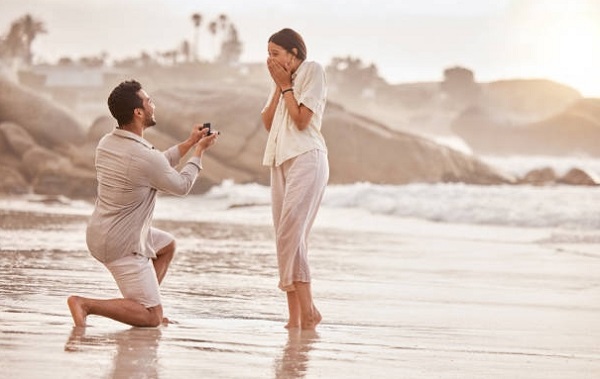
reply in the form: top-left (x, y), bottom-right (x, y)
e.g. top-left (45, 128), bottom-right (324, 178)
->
top-left (144, 113), bottom-right (156, 127)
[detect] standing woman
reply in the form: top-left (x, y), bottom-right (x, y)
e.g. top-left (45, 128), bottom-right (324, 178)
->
top-left (261, 28), bottom-right (329, 330)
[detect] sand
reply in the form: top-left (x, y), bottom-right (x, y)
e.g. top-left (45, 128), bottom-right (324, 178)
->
top-left (1, 197), bottom-right (599, 378)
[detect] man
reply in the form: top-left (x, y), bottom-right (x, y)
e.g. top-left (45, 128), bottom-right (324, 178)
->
top-left (67, 80), bottom-right (218, 327)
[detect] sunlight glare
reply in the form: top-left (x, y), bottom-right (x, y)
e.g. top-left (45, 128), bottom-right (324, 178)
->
top-left (523, 1), bottom-right (600, 97)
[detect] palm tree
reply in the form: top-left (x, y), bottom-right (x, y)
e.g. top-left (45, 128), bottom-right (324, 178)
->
top-left (0, 14), bottom-right (46, 66)
top-left (20, 14), bottom-right (46, 65)
top-left (218, 14), bottom-right (228, 31)
top-left (181, 40), bottom-right (191, 63)
top-left (208, 21), bottom-right (218, 60)
top-left (218, 24), bottom-right (242, 65)
top-left (191, 13), bottom-right (202, 62)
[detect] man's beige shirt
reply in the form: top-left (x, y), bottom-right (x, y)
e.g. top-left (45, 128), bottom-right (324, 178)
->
top-left (86, 129), bottom-right (202, 263)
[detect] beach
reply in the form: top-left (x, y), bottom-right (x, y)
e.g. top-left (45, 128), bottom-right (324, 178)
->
top-left (1, 184), bottom-right (600, 378)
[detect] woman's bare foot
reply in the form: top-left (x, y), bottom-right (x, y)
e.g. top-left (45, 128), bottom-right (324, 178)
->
top-left (314, 308), bottom-right (322, 326)
top-left (301, 307), bottom-right (322, 330)
top-left (285, 321), bottom-right (301, 329)
top-left (67, 296), bottom-right (87, 327)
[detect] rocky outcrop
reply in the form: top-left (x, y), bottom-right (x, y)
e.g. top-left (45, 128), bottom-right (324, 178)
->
top-left (517, 167), bottom-right (599, 186)
top-left (0, 166), bottom-right (29, 194)
top-left (0, 74), bottom-right (98, 198)
top-left (480, 79), bottom-right (581, 119)
top-left (322, 104), bottom-right (513, 185)
top-left (153, 86), bottom-right (271, 188)
top-left (0, 121), bottom-right (99, 198)
top-left (0, 75), bottom-right (593, 199)
top-left (329, 78), bottom-right (582, 140)
top-left (558, 168), bottom-right (600, 186)
top-left (518, 167), bottom-right (558, 185)
top-left (0, 74), bottom-right (86, 147)
top-left (452, 98), bottom-right (600, 156)
top-left (153, 86), bottom-right (514, 187)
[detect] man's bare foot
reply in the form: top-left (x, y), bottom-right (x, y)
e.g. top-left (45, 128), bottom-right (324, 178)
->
top-left (64, 326), bottom-right (86, 352)
top-left (67, 296), bottom-right (87, 327)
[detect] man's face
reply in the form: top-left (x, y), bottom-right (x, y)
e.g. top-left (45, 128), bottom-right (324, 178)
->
top-left (137, 90), bottom-right (156, 127)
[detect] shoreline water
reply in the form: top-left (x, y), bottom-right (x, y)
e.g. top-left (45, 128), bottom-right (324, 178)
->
top-left (1, 190), bottom-right (600, 378)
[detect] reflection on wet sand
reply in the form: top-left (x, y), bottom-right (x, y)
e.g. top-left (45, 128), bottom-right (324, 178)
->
top-left (65, 326), bottom-right (162, 379)
top-left (274, 329), bottom-right (319, 379)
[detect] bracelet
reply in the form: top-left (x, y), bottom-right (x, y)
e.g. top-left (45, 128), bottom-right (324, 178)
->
top-left (281, 88), bottom-right (293, 95)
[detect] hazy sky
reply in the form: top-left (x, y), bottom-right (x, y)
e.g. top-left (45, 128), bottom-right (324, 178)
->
top-left (2, 0), bottom-right (600, 96)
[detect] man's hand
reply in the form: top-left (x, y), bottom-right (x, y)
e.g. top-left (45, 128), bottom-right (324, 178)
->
top-left (178, 124), bottom-right (215, 158)
top-left (188, 124), bottom-right (207, 145)
top-left (193, 128), bottom-right (219, 157)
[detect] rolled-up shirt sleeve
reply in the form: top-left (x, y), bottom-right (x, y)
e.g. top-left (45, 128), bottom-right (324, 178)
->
top-left (135, 148), bottom-right (202, 197)
top-left (163, 145), bottom-right (181, 167)
top-left (296, 63), bottom-right (326, 114)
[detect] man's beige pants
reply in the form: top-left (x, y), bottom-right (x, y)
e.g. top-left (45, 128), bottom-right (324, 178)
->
top-left (270, 149), bottom-right (329, 292)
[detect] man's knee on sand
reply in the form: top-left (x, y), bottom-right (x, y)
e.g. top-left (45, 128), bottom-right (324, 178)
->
top-left (144, 305), bottom-right (164, 327)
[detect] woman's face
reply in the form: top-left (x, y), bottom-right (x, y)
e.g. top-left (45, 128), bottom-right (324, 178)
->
top-left (268, 41), bottom-right (294, 68)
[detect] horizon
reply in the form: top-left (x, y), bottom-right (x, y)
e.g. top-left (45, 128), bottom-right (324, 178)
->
top-left (1, 0), bottom-right (600, 97)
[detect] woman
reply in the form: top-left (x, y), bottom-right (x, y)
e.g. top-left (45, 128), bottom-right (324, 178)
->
top-left (261, 28), bottom-right (329, 330)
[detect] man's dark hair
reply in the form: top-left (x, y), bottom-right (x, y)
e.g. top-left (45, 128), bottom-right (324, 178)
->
top-left (268, 28), bottom-right (307, 61)
top-left (107, 80), bottom-right (143, 126)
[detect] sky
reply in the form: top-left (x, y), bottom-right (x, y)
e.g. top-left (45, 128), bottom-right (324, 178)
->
top-left (1, 0), bottom-right (600, 97)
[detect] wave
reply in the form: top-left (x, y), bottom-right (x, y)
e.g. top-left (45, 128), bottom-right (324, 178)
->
top-left (202, 180), bottom-right (600, 230)
top-left (322, 182), bottom-right (600, 229)
top-left (2, 167), bottom-right (599, 231)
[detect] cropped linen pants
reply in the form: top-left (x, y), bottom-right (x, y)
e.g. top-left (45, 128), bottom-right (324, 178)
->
top-left (270, 149), bottom-right (329, 292)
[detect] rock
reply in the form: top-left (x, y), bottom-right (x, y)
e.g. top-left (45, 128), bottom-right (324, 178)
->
top-left (58, 143), bottom-right (96, 171)
top-left (0, 126), bottom-right (9, 151)
top-left (0, 73), bottom-right (86, 148)
top-left (144, 128), bottom-right (179, 152)
top-left (558, 168), bottom-right (599, 186)
top-left (481, 79), bottom-right (581, 118)
top-left (153, 86), bottom-right (270, 185)
top-left (87, 115), bottom-right (114, 144)
top-left (22, 146), bottom-right (73, 179)
top-left (453, 98), bottom-right (600, 156)
top-left (323, 104), bottom-right (514, 185)
top-left (153, 86), bottom-right (513, 186)
top-left (0, 122), bottom-right (37, 157)
top-left (0, 166), bottom-right (29, 194)
top-left (519, 167), bottom-right (558, 185)
top-left (32, 166), bottom-right (97, 199)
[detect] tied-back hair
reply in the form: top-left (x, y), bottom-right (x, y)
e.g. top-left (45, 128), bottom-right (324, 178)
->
top-left (268, 28), bottom-right (307, 61)
top-left (107, 80), bottom-right (143, 126)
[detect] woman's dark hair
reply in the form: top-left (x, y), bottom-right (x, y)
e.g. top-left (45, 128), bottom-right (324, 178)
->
top-left (268, 28), bottom-right (306, 61)
top-left (107, 80), bottom-right (143, 126)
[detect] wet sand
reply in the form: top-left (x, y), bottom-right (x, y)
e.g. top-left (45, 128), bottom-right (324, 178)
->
top-left (1, 199), bottom-right (600, 378)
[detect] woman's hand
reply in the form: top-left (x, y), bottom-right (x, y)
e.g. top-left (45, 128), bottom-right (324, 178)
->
top-left (267, 58), bottom-right (292, 90)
